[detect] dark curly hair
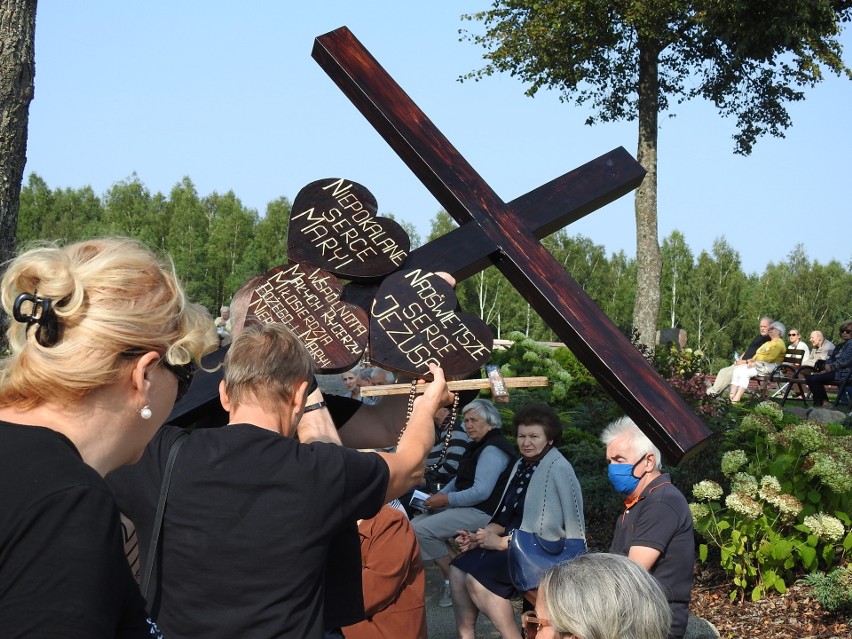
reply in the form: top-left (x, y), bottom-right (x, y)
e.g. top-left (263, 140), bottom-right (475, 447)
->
top-left (512, 402), bottom-right (562, 445)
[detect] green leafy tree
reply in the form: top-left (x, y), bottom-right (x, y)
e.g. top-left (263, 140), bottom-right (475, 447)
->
top-left (165, 177), bottom-right (210, 307)
top-left (596, 249), bottom-right (636, 330)
top-left (659, 230), bottom-right (695, 330)
top-left (248, 196), bottom-right (291, 273)
top-left (688, 239), bottom-right (747, 362)
top-left (102, 173), bottom-right (163, 248)
top-left (17, 173), bottom-right (57, 244)
top-left (46, 186), bottom-right (104, 242)
top-left (426, 210), bottom-right (456, 242)
top-left (544, 232), bottom-right (612, 304)
top-left (204, 190), bottom-right (258, 311)
top-left (462, 0), bottom-right (852, 350)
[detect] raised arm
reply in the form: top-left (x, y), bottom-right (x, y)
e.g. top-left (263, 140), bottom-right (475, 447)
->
top-left (376, 364), bottom-right (452, 503)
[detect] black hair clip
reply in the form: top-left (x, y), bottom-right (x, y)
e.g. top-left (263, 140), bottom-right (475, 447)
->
top-left (12, 292), bottom-right (61, 347)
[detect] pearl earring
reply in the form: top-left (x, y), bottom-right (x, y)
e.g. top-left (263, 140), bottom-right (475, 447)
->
top-left (139, 405), bottom-right (153, 420)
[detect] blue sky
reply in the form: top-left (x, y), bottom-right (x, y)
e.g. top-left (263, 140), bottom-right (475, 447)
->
top-left (27, 2), bottom-right (852, 275)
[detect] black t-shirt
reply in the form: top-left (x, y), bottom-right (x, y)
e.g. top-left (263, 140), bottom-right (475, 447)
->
top-left (107, 423), bottom-right (389, 639)
top-left (742, 334), bottom-right (771, 360)
top-left (0, 422), bottom-right (159, 638)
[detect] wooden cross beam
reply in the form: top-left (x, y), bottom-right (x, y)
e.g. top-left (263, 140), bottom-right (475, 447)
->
top-left (312, 27), bottom-right (712, 463)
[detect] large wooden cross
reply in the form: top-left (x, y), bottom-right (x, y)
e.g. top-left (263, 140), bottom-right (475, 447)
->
top-left (312, 27), bottom-right (712, 463)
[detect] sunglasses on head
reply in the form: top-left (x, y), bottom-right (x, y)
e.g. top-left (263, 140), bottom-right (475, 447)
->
top-left (521, 612), bottom-right (551, 639)
top-left (163, 359), bottom-right (196, 402)
top-left (122, 350), bottom-right (195, 402)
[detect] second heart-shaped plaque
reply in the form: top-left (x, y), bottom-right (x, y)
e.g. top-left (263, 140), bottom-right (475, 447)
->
top-left (370, 269), bottom-right (493, 379)
top-left (247, 262), bottom-right (369, 372)
top-left (288, 178), bottom-right (410, 279)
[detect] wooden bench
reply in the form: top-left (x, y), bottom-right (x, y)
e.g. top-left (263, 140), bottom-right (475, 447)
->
top-left (761, 346), bottom-right (806, 400)
top-left (775, 361), bottom-right (851, 408)
top-left (703, 347), bottom-right (805, 399)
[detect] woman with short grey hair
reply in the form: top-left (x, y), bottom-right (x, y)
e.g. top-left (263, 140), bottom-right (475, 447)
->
top-left (462, 398), bottom-right (502, 430)
top-left (411, 398), bottom-right (514, 608)
top-left (524, 553), bottom-right (671, 639)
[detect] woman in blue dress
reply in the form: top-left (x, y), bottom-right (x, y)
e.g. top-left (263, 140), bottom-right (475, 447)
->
top-left (448, 403), bottom-right (585, 639)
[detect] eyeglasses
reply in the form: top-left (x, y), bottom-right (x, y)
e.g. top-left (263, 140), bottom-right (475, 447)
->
top-left (841, 328), bottom-right (852, 334)
top-left (122, 350), bottom-right (195, 402)
top-left (163, 359), bottom-right (196, 402)
top-left (521, 612), bottom-right (551, 639)
top-left (789, 333), bottom-right (798, 337)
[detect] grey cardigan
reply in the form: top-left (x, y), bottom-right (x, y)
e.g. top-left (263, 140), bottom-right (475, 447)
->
top-left (494, 446), bottom-right (585, 542)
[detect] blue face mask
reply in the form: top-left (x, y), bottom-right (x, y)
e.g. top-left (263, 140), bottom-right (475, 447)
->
top-left (607, 456), bottom-right (649, 495)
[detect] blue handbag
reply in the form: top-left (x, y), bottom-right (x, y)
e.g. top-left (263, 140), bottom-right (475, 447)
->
top-left (507, 530), bottom-right (586, 591)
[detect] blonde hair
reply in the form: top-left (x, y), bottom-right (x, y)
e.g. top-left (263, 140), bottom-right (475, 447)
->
top-left (223, 323), bottom-right (314, 411)
top-left (0, 238), bottom-right (217, 409)
top-left (539, 553), bottom-right (671, 639)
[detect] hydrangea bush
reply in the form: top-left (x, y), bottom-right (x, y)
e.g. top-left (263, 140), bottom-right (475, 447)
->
top-left (690, 401), bottom-right (852, 601)
top-left (490, 331), bottom-right (573, 404)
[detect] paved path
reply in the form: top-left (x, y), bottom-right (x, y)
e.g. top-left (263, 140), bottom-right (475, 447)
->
top-left (423, 563), bottom-right (523, 639)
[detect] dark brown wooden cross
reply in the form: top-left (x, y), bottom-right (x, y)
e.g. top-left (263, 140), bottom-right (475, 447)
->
top-left (312, 27), bottom-right (712, 463)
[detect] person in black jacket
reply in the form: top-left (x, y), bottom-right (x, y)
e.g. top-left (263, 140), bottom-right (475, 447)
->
top-left (805, 320), bottom-right (852, 407)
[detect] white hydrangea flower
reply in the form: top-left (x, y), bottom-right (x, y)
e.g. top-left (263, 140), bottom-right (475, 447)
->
top-left (731, 472), bottom-right (759, 498)
top-left (805, 452), bottom-right (852, 494)
top-left (692, 480), bottom-right (724, 502)
top-left (725, 492), bottom-right (763, 520)
top-left (803, 513), bottom-right (846, 543)
top-left (721, 450), bottom-right (748, 477)
top-left (689, 503), bottom-right (710, 522)
top-left (776, 494), bottom-right (803, 519)
top-left (758, 475), bottom-right (782, 503)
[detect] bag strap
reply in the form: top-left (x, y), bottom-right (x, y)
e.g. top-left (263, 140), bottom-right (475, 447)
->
top-left (140, 431), bottom-right (188, 601)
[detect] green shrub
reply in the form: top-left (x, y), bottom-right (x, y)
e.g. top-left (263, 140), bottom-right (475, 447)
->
top-left (803, 566), bottom-right (852, 615)
top-left (489, 332), bottom-right (573, 406)
top-left (690, 402), bottom-right (852, 601)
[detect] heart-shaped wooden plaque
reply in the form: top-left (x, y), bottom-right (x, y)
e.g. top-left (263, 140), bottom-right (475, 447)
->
top-left (247, 262), bottom-right (368, 372)
top-left (370, 269), bottom-right (493, 379)
top-left (288, 178), bottom-right (410, 279)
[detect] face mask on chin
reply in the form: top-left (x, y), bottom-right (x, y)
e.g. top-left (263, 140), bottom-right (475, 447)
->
top-left (607, 455), bottom-right (649, 495)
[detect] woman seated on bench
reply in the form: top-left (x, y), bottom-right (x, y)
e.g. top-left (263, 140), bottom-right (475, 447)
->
top-left (729, 321), bottom-right (786, 403)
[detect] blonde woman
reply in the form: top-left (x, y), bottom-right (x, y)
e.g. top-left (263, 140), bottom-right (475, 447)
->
top-left (524, 553), bottom-right (671, 639)
top-left (0, 238), bottom-right (215, 637)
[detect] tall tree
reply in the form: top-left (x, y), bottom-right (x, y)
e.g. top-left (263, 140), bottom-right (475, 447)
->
top-left (689, 238), bottom-right (747, 361)
top-left (102, 173), bottom-right (160, 246)
top-left (659, 230), bottom-right (695, 330)
top-left (165, 177), bottom-right (210, 306)
top-left (461, 0), bottom-right (852, 349)
top-left (0, 0), bottom-right (36, 271)
top-left (248, 196), bottom-right (291, 273)
top-left (204, 190), bottom-right (257, 311)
